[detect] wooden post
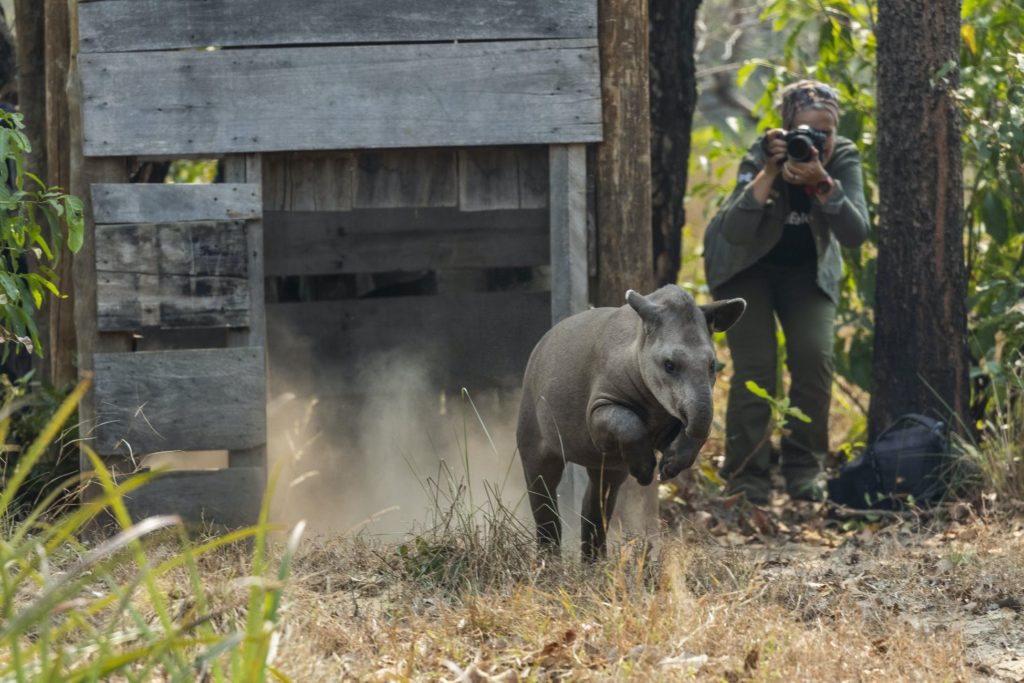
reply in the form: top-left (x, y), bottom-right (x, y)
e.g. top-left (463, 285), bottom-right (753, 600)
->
top-left (223, 154), bottom-right (267, 473)
top-left (68, 2), bottom-right (132, 473)
top-left (596, 0), bottom-right (655, 306)
top-left (595, 0), bottom-right (659, 547)
top-left (45, 0), bottom-right (76, 388)
top-left (549, 145), bottom-right (588, 324)
top-left (549, 143), bottom-right (589, 553)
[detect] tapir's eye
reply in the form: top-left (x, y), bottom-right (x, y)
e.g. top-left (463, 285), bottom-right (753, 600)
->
top-left (709, 360), bottom-right (717, 375)
top-left (663, 360), bottom-right (677, 375)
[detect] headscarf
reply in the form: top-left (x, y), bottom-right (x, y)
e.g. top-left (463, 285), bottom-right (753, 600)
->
top-left (779, 80), bottom-right (841, 129)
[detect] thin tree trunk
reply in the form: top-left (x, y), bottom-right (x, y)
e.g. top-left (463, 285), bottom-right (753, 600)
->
top-left (869, 0), bottom-right (968, 438)
top-left (596, 0), bottom-right (655, 306)
top-left (649, 0), bottom-right (702, 287)
top-left (44, 0), bottom-right (75, 388)
top-left (13, 1), bottom-right (48, 379)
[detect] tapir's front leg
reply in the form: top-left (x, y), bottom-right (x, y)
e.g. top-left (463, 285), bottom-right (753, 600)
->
top-left (659, 432), bottom-right (707, 481)
top-left (589, 404), bottom-right (657, 485)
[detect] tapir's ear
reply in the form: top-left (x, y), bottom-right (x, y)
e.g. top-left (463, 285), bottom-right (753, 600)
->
top-left (700, 298), bottom-right (746, 333)
top-left (625, 289), bottom-right (661, 323)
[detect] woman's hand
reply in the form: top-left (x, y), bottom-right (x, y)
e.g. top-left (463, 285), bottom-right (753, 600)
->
top-left (761, 129), bottom-right (787, 178)
top-left (782, 146), bottom-right (829, 187)
top-left (749, 129), bottom-right (787, 205)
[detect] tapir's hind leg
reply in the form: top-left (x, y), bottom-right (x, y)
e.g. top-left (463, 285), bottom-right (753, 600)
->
top-left (581, 467), bottom-right (627, 562)
top-left (522, 454), bottom-right (565, 552)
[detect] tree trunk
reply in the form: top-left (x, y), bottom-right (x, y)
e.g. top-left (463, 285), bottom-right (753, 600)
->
top-left (869, 0), bottom-right (968, 438)
top-left (595, 0), bottom-right (657, 551)
top-left (596, 0), bottom-right (655, 306)
top-left (649, 0), bottom-right (702, 287)
top-left (14, 1), bottom-right (46, 186)
top-left (44, 0), bottom-right (76, 388)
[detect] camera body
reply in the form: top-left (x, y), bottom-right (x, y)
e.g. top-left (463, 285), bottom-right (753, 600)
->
top-left (782, 125), bottom-right (828, 162)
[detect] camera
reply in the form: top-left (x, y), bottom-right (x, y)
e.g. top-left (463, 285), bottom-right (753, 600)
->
top-left (783, 125), bottom-right (828, 162)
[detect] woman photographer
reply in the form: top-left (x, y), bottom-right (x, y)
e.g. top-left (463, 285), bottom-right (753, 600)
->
top-left (703, 79), bottom-right (869, 504)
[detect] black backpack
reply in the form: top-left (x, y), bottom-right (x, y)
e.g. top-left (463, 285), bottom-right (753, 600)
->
top-left (827, 414), bottom-right (972, 510)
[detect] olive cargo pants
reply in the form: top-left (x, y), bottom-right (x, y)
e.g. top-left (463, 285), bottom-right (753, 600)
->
top-left (713, 262), bottom-right (836, 500)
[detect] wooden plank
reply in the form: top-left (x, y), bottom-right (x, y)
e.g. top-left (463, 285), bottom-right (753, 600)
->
top-left (78, 0), bottom-right (598, 53)
top-left (93, 347), bottom-right (266, 455)
top-left (79, 40), bottom-right (602, 156)
top-left (261, 152), bottom-right (353, 212)
top-left (264, 216), bottom-right (548, 276)
top-left (122, 468), bottom-right (264, 528)
top-left (263, 208), bottom-right (548, 236)
top-left (549, 144), bottom-right (590, 544)
top-left (353, 150), bottom-right (457, 209)
top-left (549, 145), bottom-right (589, 324)
top-left (266, 226), bottom-right (548, 276)
top-left (223, 155), bottom-right (268, 472)
top-left (265, 292), bottom-right (549, 398)
top-left (459, 149), bottom-right (521, 211)
top-left (518, 147), bottom-right (550, 210)
top-left (91, 183), bottom-right (261, 224)
top-left (95, 221), bottom-right (250, 330)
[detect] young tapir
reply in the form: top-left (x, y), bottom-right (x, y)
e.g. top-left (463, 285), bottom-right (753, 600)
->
top-left (516, 285), bottom-right (746, 560)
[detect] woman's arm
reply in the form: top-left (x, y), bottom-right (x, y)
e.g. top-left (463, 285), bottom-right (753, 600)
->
top-left (715, 133), bottom-right (785, 245)
top-left (816, 143), bottom-right (870, 248)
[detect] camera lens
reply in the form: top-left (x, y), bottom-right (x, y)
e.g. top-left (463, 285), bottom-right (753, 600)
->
top-left (786, 134), bottom-right (814, 162)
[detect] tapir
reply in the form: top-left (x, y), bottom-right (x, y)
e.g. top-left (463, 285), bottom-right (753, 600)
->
top-left (516, 285), bottom-right (746, 560)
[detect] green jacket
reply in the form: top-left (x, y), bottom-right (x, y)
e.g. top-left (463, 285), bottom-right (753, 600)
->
top-left (703, 135), bottom-right (870, 304)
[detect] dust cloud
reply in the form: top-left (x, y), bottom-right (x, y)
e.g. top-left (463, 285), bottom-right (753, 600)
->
top-left (267, 346), bottom-right (530, 540)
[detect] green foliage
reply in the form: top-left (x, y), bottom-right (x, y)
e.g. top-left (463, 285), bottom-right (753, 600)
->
top-left (746, 380), bottom-right (812, 433)
top-left (1, 372), bottom-right (78, 517)
top-left (0, 110), bottom-right (84, 356)
top-left (1, 381), bottom-right (304, 681)
top-left (167, 159), bottom-right (219, 184)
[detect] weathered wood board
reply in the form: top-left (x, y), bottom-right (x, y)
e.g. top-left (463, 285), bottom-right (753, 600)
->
top-left (91, 183), bottom-right (261, 224)
top-left (262, 208), bottom-right (548, 235)
top-left (266, 292), bottom-right (549, 398)
top-left (79, 0), bottom-right (597, 53)
top-left (549, 145), bottom-right (589, 324)
top-left (261, 153), bottom-right (354, 212)
top-left (122, 468), bottom-right (264, 528)
top-left (456, 147), bottom-right (550, 210)
top-left (93, 347), bottom-right (266, 455)
top-left (96, 221), bottom-right (250, 330)
top-left (79, 40), bottom-right (602, 156)
top-left (354, 150), bottom-right (458, 209)
top-left (263, 208), bottom-right (548, 276)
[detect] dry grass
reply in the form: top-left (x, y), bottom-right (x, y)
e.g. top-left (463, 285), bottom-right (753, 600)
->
top-left (134, 506), bottom-right (1021, 682)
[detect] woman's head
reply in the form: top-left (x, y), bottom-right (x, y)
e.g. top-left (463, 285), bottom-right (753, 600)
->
top-left (780, 80), bottom-right (841, 162)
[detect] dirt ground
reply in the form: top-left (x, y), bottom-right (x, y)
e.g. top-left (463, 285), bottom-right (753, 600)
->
top-left (660, 487), bottom-right (1024, 682)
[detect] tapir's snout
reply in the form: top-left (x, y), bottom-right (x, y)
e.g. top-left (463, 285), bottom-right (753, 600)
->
top-left (681, 403), bottom-right (712, 440)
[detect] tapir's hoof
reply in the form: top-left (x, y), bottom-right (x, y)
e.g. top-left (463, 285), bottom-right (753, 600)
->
top-left (629, 460), bottom-right (657, 486)
top-left (659, 458), bottom-right (688, 481)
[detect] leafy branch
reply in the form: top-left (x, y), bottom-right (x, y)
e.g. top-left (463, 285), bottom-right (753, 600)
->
top-left (0, 108), bottom-right (84, 356)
